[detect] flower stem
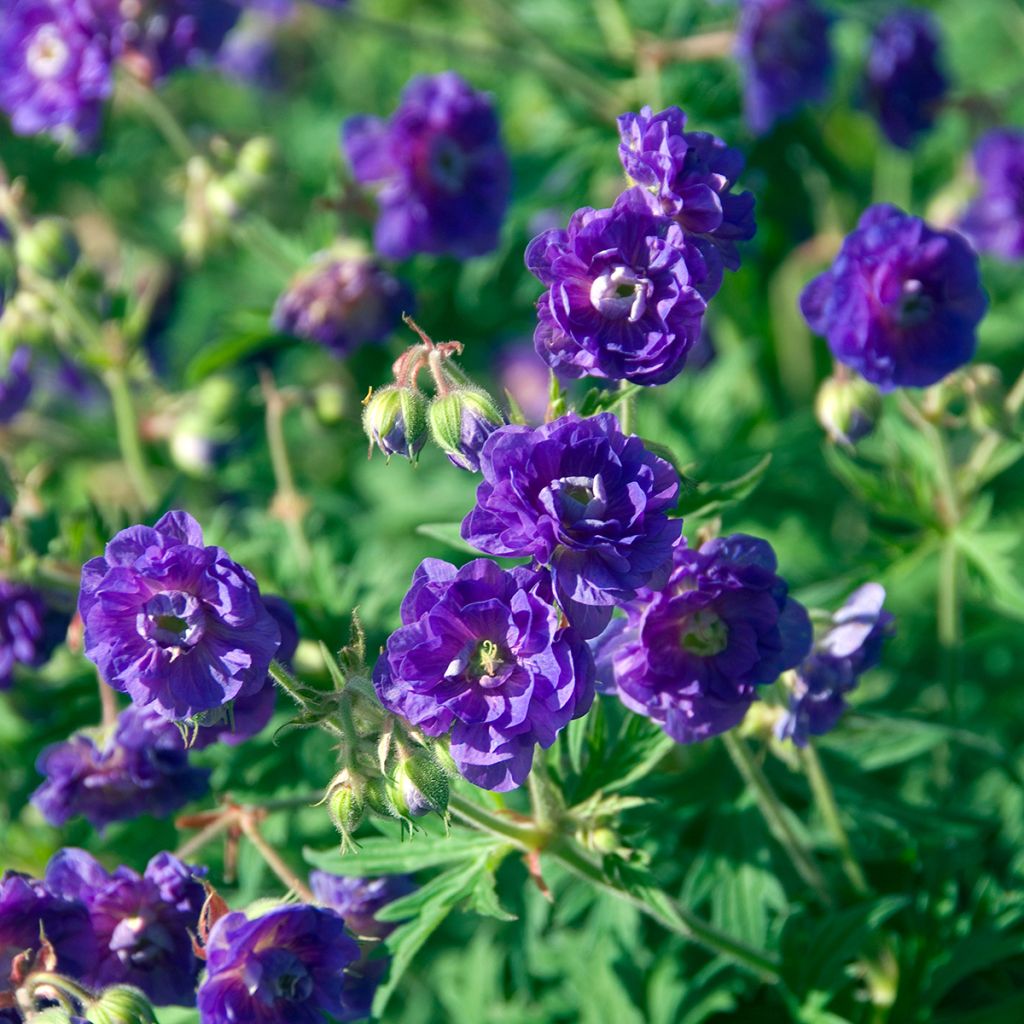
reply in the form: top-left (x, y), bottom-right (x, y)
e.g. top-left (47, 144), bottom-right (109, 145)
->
top-left (118, 73), bottom-right (194, 160)
top-left (799, 744), bottom-right (870, 897)
top-left (104, 366), bottom-right (160, 510)
top-left (527, 760), bottom-right (564, 831)
top-left (97, 679), bottom-right (120, 729)
top-left (937, 535), bottom-right (963, 721)
top-left (238, 813), bottom-right (316, 902)
top-left (617, 380), bottom-right (637, 435)
top-left (722, 732), bottom-right (832, 904)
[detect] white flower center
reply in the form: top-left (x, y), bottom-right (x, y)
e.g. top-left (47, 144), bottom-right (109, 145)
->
top-left (27, 26), bottom-right (70, 80)
top-left (590, 267), bottom-right (649, 321)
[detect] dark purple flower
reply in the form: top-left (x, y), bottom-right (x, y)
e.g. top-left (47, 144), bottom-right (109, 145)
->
top-left (343, 71), bottom-right (510, 260)
top-left (617, 106), bottom-right (756, 289)
top-left (272, 252), bottom-right (412, 357)
top-left (374, 558), bottom-right (594, 791)
top-left (801, 204), bottom-right (987, 390)
top-left (0, 348), bottom-right (33, 423)
top-left (78, 510), bottom-right (281, 722)
top-left (197, 904), bottom-right (362, 1024)
top-left (0, 579), bottom-right (58, 688)
top-left (776, 583), bottom-right (893, 746)
top-left (309, 873), bottom-right (415, 940)
top-left (462, 414), bottom-right (681, 638)
top-left (0, 872), bottom-right (97, 985)
top-left (31, 704), bottom-right (211, 830)
top-left (864, 10), bottom-right (948, 150)
top-left (735, 0), bottom-right (833, 136)
top-left (961, 129), bottom-right (1024, 262)
top-left (593, 535), bottom-right (811, 743)
top-left (45, 849), bottom-right (205, 1006)
top-left (525, 187), bottom-right (709, 386)
top-left (494, 343), bottom-right (550, 425)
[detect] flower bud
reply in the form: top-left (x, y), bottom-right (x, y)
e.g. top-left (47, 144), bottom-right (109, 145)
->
top-left (815, 373), bottom-right (882, 446)
top-left (313, 381), bottom-right (348, 425)
top-left (363, 385), bottom-right (428, 463)
top-left (88, 986), bottom-right (158, 1024)
top-left (363, 776), bottom-right (400, 819)
top-left (236, 136), bottom-right (276, 180)
top-left (327, 775), bottom-right (365, 840)
top-left (0, 290), bottom-right (55, 355)
top-left (962, 364), bottom-right (1007, 433)
top-left (15, 217), bottom-right (80, 279)
top-left (392, 751), bottom-right (449, 817)
top-left (428, 387), bottom-right (507, 472)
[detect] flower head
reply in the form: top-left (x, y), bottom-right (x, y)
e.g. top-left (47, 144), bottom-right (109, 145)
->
top-left (31, 704), bottom-right (211, 830)
top-left (736, 0), bottom-right (833, 135)
top-left (525, 188), bottom-right (709, 386)
top-left (374, 558), bottom-right (594, 791)
top-left (362, 384), bottom-right (428, 462)
top-left (342, 71), bottom-right (510, 260)
top-left (801, 204), bottom-right (987, 389)
top-left (78, 510), bottom-right (281, 722)
top-left (777, 583), bottom-right (893, 745)
top-left (462, 414), bottom-right (681, 638)
top-left (197, 904), bottom-right (363, 1024)
top-left (309, 873), bottom-right (415, 939)
top-left (44, 849), bottom-right (205, 1007)
top-left (864, 10), bottom-right (948, 150)
top-left (0, 347), bottom-right (33, 424)
top-left (617, 106), bottom-right (756, 288)
top-left (1, 578), bottom-right (64, 688)
top-left (272, 253), bottom-right (412, 357)
top-left (961, 129), bottom-right (1024, 262)
top-left (593, 535), bottom-right (811, 743)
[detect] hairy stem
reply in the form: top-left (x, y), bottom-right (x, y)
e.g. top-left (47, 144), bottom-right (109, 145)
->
top-left (238, 814), bottom-right (315, 902)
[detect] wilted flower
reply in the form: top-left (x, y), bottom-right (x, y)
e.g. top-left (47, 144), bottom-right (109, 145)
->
top-left (462, 414), bottom-right (681, 638)
top-left (593, 535), bottom-right (812, 744)
top-left (31, 704), bottom-right (211, 830)
top-left (1, 578), bottom-right (62, 687)
top-left (617, 105), bottom-right (756, 290)
top-left (961, 129), bottom-right (1024, 262)
top-left (427, 387), bottom-right (507, 472)
top-left (362, 384), bottom-right (428, 462)
top-left (864, 10), bottom-right (948, 149)
top-left (801, 204), bottom-right (987, 389)
top-left (197, 904), bottom-right (363, 1024)
top-left (735, 0), bottom-right (833, 135)
top-left (525, 187), bottom-right (709, 386)
top-left (78, 510), bottom-right (281, 722)
top-left (308, 872), bottom-right (415, 939)
top-left (374, 558), bottom-right (594, 791)
top-left (272, 253), bottom-right (412, 357)
top-left (342, 71), bottom-right (510, 260)
top-left (45, 849), bottom-right (205, 1006)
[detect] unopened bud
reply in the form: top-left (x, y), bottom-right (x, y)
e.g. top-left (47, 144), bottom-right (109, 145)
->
top-left (15, 217), bottom-right (80, 279)
top-left (88, 985), bottom-right (158, 1024)
top-left (962, 364), bottom-right (1007, 433)
top-left (428, 387), bottom-right (506, 472)
top-left (363, 385), bottom-right (428, 463)
top-left (392, 752), bottom-right (449, 817)
top-left (327, 775), bottom-right (365, 839)
top-left (815, 373), bottom-right (881, 446)
top-left (0, 290), bottom-right (54, 353)
top-left (313, 381), bottom-right (348, 425)
top-left (364, 776), bottom-right (400, 819)
top-left (236, 136), bottom-right (276, 180)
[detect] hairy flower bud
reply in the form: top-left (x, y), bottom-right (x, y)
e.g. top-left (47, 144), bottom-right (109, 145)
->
top-left (363, 776), bottom-right (400, 819)
top-left (815, 373), bottom-right (882, 446)
top-left (326, 774), bottom-right (365, 842)
top-left (428, 387), bottom-right (507, 472)
top-left (392, 751), bottom-right (450, 817)
top-left (88, 985), bottom-right (158, 1024)
top-left (15, 217), bottom-right (80, 280)
top-left (363, 385), bottom-right (428, 463)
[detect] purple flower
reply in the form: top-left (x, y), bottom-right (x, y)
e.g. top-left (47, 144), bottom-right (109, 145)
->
top-left (593, 535), bottom-right (811, 744)
top-left (374, 558), bottom-right (594, 791)
top-left (462, 414), bottom-right (681, 638)
top-left (0, 579), bottom-right (58, 688)
top-left (78, 510), bottom-right (281, 722)
top-left (0, 0), bottom-right (119, 147)
top-left (309, 873), bottom-right (415, 939)
top-left (428, 388), bottom-right (507, 473)
top-left (31, 704), bottom-right (211, 830)
top-left (864, 10), bottom-right (947, 150)
top-left (0, 872), bottom-right (97, 985)
top-left (735, 0), bottom-right (833, 136)
top-left (272, 253), bottom-right (412, 357)
top-left (197, 904), bottom-right (363, 1024)
top-left (494, 344), bottom-right (550, 425)
top-left (525, 187), bottom-right (709, 386)
top-left (343, 71), bottom-right (510, 260)
top-left (45, 849), bottom-right (205, 1006)
top-left (617, 106), bottom-right (756, 289)
top-left (801, 204), bottom-right (987, 390)
top-left (777, 583), bottom-right (893, 746)
top-left (0, 347), bottom-right (33, 423)
top-left (961, 129), bottom-right (1024, 262)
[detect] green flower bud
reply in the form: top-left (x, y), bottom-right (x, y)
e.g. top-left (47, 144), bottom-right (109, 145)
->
top-left (29, 1011), bottom-right (77, 1024)
top-left (364, 776), bottom-right (401, 819)
top-left (15, 217), bottom-right (80, 279)
top-left (428, 387), bottom-right (506, 472)
top-left (362, 385), bottom-right (428, 463)
top-left (236, 137), bottom-right (276, 180)
top-left (87, 986), bottom-right (158, 1024)
top-left (963, 364), bottom-right (1008, 434)
top-left (327, 775), bottom-right (365, 840)
top-left (0, 290), bottom-right (55, 356)
top-left (392, 751), bottom-right (449, 818)
top-left (815, 373), bottom-right (882, 447)
top-left (313, 381), bottom-right (349, 425)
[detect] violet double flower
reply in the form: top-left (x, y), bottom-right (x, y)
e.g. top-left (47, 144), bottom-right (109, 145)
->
top-left (374, 558), bottom-right (594, 791)
top-left (961, 129), bottom-right (1024, 262)
top-left (0, 578), bottom-right (61, 689)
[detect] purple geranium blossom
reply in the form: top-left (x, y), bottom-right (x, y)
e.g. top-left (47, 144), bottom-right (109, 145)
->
top-left (1, 578), bottom-right (62, 689)
top-left (525, 187), bottom-right (709, 386)
top-left (593, 535), bottom-right (811, 743)
top-left (801, 204), bottom-right (987, 390)
top-left (308, 873), bottom-right (416, 940)
top-left (776, 583), bottom-right (894, 746)
top-left (31, 703), bottom-right (211, 830)
top-left (342, 71), bottom-right (510, 260)
top-left (462, 414), bottom-right (681, 638)
top-left (961, 129), bottom-right (1024, 262)
top-left (197, 904), bottom-right (363, 1024)
top-left (374, 558), bottom-right (594, 791)
top-left (617, 105), bottom-right (756, 290)
top-left (0, 348), bottom-right (34, 424)
top-left (735, 0), bottom-right (833, 136)
top-left (78, 510), bottom-right (280, 722)
top-left (45, 849), bottom-right (205, 1007)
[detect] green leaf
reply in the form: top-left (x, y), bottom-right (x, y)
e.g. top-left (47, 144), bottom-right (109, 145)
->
top-left (415, 522), bottom-right (483, 556)
top-left (303, 830), bottom-right (502, 875)
top-left (677, 453), bottom-right (772, 518)
top-left (466, 866), bottom-right (518, 922)
top-left (184, 329), bottom-right (288, 385)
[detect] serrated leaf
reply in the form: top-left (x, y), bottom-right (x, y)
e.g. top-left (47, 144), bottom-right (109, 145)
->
top-left (466, 866), bottom-right (518, 922)
top-left (303, 830), bottom-right (502, 875)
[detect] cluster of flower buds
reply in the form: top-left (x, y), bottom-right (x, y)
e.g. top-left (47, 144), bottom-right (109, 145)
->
top-left (363, 316), bottom-right (506, 469)
top-left (13, 970), bottom-right (157, 1024)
